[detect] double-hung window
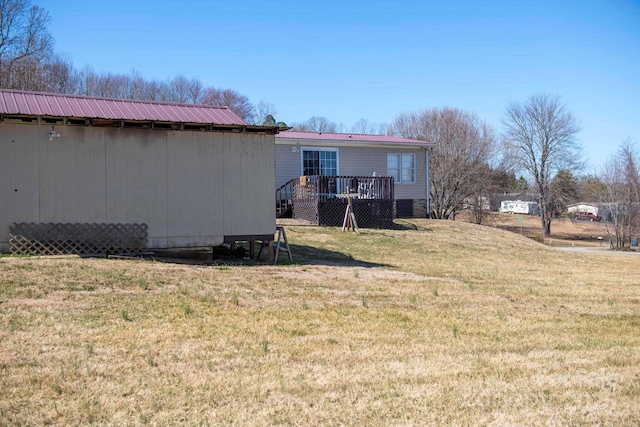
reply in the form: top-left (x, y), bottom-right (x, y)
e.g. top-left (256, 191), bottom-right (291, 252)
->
top-left (387, 153), bottom-right (415, 184)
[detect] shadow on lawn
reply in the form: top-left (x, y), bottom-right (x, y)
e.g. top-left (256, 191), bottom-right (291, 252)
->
top-left (282, 244), bottom-right (389, 268)
top-left (391, 219), bottom-right (434, 232)
top-left (116, 244), bottom-right (388, 268)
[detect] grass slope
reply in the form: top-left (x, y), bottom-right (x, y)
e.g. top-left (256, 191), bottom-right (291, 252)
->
top-left (1, 219), bottom-right (639, 425)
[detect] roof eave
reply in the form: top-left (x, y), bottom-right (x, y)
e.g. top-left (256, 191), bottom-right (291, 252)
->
top-left (0, 113), bottom-right (279, 134)
top-left (275, 137), bottom-right (435, 149)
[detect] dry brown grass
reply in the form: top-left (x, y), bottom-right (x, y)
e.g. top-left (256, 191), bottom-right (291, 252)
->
top-left (1, 219), bottom-right (639, 426)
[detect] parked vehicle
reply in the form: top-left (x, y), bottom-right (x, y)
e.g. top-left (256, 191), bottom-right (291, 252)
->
top-left (574, 212), bottom-right (601, 221)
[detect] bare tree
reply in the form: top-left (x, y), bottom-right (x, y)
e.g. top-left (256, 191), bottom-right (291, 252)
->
top-left (186, 78), bottom-right (203, 104)
top-left (200, 87), bottom-right (254, 121)
top-left (2, 55), bottom-right (40, 90)
top-left (291, 116), bottom-right (338, 133)
top-left (75, 66), bottom-right (130, 99)
top-left (306, 116), bottom-right (337, 133)
top-left (391, 107), bottom-right (498, 220)
top-left (599, 156), bottom-right (628, 249)
top-left (251, 101), bottom-right (288, 128)
top-left (351, 118), bottom-right (372, 133)
top-left (0, 0), bottom-right (54, 88)
top-left (71, 68), bottom-right (257, 120)
top-left (7, 51), bottom-right (81, 93)
top-left (350, 118), bottom-right (389, 135)
top-left (142, 78), bottom-right (171, 102)
top-left (124, 69), bottom-right (148, 100)
top-left (252, 101), bottom-right (278, 125)
top-left (503, 93), bottom-right (582, 236)
top-left (42, 53), bottom-right (80, 93)
top-left (597, 141), bottom-right (640, 249)
top-left (0, 2), bottom-right (258, 121)
top-left (307, 116), bottom-right (336, 133)
top-left (167, 75), bottom-right (203, 104)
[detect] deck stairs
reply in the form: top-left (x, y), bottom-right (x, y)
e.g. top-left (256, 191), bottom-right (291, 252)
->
top-left (275, 178), bottom-right (295, 218)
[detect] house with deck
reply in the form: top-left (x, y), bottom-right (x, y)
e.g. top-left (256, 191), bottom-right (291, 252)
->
top-left (275, 131), bottom-right (435, 225)
top-left (0, 89), bottom-right (278, 255)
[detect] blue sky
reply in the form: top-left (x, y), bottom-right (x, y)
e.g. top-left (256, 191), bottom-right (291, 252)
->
top-left (43, 0), bottom-right (639, 171)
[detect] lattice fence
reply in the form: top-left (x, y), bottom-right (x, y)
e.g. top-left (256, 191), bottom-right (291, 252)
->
top-left (292, 176), bottom-right (395, 228)
top-left (319, 199), bottom-right (394, 228)
top-left (9, 223), bottom-right (147, 255)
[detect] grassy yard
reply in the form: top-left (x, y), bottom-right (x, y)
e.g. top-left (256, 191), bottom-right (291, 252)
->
top-left (1, 219), bottom-right (639, 425)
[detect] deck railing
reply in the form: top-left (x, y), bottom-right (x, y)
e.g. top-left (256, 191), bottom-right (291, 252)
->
top-left (293, 175), bottom-right (394, 201)
top-left (291, 176), bottom-right (395, 228)
top-left (275, 178), bottom-right (296, 217)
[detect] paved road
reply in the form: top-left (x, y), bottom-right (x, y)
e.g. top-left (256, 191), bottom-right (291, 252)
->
top-left (556, 246), bottom-right (640, 256)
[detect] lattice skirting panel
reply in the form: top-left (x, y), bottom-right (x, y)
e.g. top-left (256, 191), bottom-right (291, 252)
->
top-left (294, 199), bottom-right (394, 228)
top-left (9, 223), bottom-right (148, 255)
top-left (292, 198), bottom-right (320, 225)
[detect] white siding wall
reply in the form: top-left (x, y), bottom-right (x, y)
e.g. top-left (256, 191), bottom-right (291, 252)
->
top-left (275, 142), bottom-right (427, 200)
top-left (275, 144), bottom-right (303, 189)
top-left (0, 122), bottom-right (275, 251)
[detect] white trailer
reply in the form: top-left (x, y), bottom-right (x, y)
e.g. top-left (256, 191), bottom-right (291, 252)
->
top-left (499, 200), bottom-right (516, 213)
top-left (500, 200), bottom-right (539, 215)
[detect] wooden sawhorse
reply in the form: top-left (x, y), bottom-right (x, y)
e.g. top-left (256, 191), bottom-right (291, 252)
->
top-left (257, 226), bottom-right (292, 264)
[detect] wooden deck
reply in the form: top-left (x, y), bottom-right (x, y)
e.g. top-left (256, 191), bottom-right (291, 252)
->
top-left (288, 176), bottom-right (395, 228)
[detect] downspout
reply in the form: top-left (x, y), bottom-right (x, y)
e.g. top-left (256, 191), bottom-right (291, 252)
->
top-left (425, 147), bottom-right (430, 218)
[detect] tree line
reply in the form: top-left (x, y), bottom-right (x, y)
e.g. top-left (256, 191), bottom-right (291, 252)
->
top-left (1, 0), bottom-right (638, 247)
top-left (0, 0), bottom-right (260, 122)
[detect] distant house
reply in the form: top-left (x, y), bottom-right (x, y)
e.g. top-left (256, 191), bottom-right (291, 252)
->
top-left (275, 131), bottom-right (435, 220)
top-left (567, 202), bottom-right (605, 221)
top-left (0, 89), bottom-right (277, 254)
top-left (567, 203), bottom-right (600, 217)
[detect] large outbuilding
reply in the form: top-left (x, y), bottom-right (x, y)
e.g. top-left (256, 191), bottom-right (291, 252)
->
top-left (0, 89), bottom-right (277, 254)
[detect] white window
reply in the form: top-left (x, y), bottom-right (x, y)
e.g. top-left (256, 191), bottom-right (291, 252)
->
top-left (387, 153), bottom-right (415, 183)
top-left (301, 148), bottom-right (338, 176)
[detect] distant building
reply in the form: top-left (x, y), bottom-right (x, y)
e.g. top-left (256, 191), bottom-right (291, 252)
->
top-left (567, 203), bottom-right (600, 216)
top-left (275, 131), bottom-right (435, 219)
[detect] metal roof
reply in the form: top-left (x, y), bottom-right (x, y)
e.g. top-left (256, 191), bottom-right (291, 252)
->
top-left (0, 88), bottom-right (247, 125)
top-left (276, 131), bottom-right (435, 147)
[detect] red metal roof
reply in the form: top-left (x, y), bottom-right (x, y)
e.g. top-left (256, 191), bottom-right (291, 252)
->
top-left (0, 88), bottom-right (247, 125)
top-left (276, 131), bottom-right (435, 146)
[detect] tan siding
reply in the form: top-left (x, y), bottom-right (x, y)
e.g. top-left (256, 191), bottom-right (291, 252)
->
top-left (1, 122), bottom-right (275, 251)
top-left (39, 126), bottom-right (107, 223)
top-left (105, 128), bottom-right (171, 246)
top-left (164, 131), bottom-right (225, 247)
top-left (223, 133), bottom-right (275, 237)
top-left (0, 124), bottom-right (39, 251)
